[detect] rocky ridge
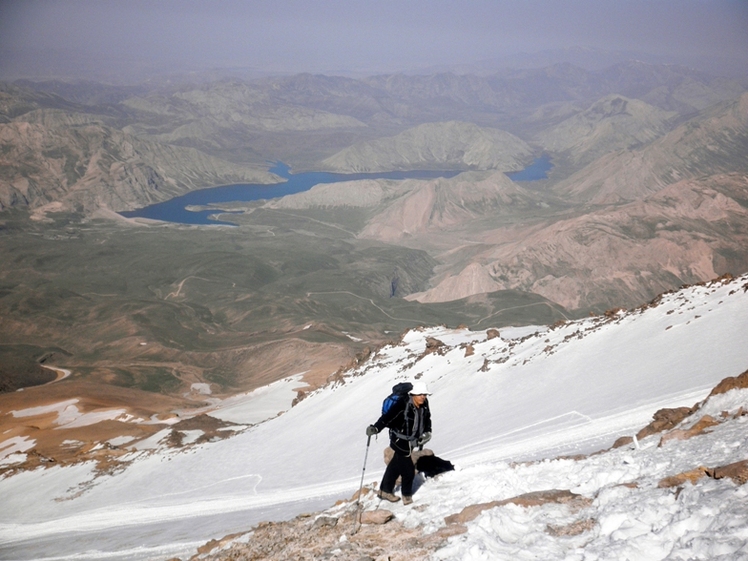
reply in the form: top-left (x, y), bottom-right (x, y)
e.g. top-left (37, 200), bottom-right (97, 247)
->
top-left (535, 94), bottom-right (678, 167)
top-left (410, 173), bottom-right (748, 310)
top-left (0, 108), bottom-right (277, 213)
top-left (552, 92), bottom-right (748, 204)
top-left (357, 171), bottom-right (545, 244)
top-left (321, 121), bottom-right (533, 173)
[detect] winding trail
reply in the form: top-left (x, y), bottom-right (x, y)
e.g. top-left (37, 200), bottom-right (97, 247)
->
top-left (164, 276), bottom-right (217, 300)
top-left (267, 209), bottom-right (357, 236)
top-left (40, 365), bottom-right (71, 384)
top-left (306, 291), bottom-right (424, 323)
top-left (474, 300), bottom-right (570, 325)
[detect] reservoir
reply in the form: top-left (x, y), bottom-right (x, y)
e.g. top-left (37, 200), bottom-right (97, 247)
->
top-left (120, 156), bottom-right (552, 225)
top-left (505, 154), bottom-right (552, 181)
top-left (120, 162), bottom-right (461, 225)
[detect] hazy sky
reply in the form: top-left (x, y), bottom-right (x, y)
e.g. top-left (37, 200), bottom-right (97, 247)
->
top-left (1, 0), bottom-right (747, 80)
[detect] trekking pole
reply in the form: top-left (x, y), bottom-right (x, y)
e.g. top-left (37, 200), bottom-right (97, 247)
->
top-left (352, 434), bottom-right (372, 534)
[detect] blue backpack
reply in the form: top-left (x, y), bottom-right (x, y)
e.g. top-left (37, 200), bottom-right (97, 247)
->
top-left (382, 382), bottom-right (413, 421)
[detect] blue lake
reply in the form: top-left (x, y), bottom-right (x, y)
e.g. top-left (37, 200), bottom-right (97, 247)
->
top-left (120, 157), bottom-right (551, 225)
top-left (505, 154), bottom-right (553, 181)
top-left (120, 163), bottom-right (461, 225)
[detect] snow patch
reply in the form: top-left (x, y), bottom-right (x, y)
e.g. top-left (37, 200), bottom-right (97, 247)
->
top-left (56, 408), bottom-right (135, 429)
top-left (0, 436), bottom-right (36, 461)
top-left (190, 383), bottom-right (212, 395)
top-left (206, 373), bottom-right (308, 425)
top-left (0, 452), bottom-right (27, 467)
top-left (11, 399), bottom-right (79, 418)
top-left (107, 436), bottom-right (136, 447)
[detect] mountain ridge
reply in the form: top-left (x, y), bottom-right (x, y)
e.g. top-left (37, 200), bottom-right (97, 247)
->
top-left (0, 108), bottom-right (278, 213)
top-left (552, 92), bottom-right (748, 204)
top-left (535, 94), bottom-right (678, 167)
top-left (321, 121), bottom-right (533, 172)
top-left (403, 173), bottom-right (748, 310)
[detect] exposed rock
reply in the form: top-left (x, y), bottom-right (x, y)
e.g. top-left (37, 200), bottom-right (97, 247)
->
top-left (313, 516), bottom-right (338, 528)
top-left (424, 337), bottom-right (444, 353)
top-left (193, 502), bottom-right (436, 561)
top-left (546, 518), bottom-right (596, 537)
top-left (707, 459), bottom-right (748, 486)
top-left (433, 524), bottom-right (468, 538)
top-left (658, 415), bottom-right (720, 447)
top-left (612, 436), bottom-right (634, 449)
top-left (662, 461), bottom-right (748, 489)
top-left (636, 406), bottom-right (695, 441)
top-left (360, 510), bottom-right (394, 525)
top-left (444, 501), bottom-right (502, 525)
top-left (486, 329), bottom-right (501, 340)
top-left (658, 467), bottom-right (710, 488)
top-left (707, 368), bottom-right (748, 397)
top-left (196, 533), bottom-right (244, 555)
top-left (501, 489), bottom-right (591, 510)
top-left (444, 489), bottom-right (590, 525)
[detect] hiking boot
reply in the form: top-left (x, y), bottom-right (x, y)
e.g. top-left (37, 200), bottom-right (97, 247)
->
top-left (377, 491), bottom-right (401, 503)
top-left (402, 495), bottom-right (413, 506)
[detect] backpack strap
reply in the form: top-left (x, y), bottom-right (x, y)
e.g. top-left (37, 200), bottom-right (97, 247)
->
top-left (389, 400), bottom-right (419, 442)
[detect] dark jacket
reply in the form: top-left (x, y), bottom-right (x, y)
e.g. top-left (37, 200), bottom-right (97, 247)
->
top-left (373, 396), bottom-right (432, 455)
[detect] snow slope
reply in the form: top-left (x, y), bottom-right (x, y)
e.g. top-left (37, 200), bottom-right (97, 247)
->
top-left (0, 274), bottom-right (747, 560)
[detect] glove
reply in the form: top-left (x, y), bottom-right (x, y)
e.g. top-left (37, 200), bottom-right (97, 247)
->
top-left (366, 425), bottom-right (379, 436)
top-left (418, 432), bottom-right (431, 446)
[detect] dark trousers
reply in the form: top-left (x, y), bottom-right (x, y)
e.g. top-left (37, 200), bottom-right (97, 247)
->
top-left (381, 450), bottom-right (415, 496)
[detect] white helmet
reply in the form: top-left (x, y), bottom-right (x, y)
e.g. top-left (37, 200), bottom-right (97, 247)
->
top-left (409, 381), bottom-right (431, 395)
